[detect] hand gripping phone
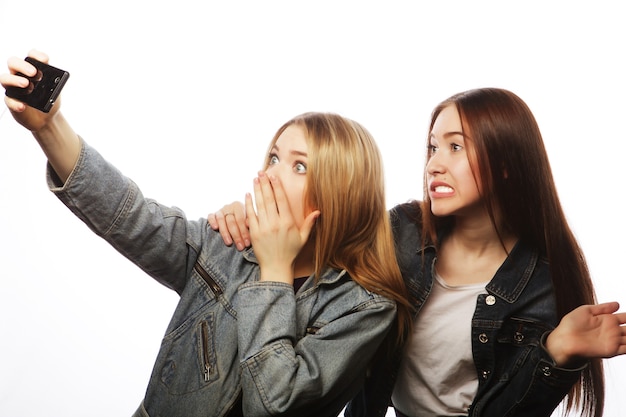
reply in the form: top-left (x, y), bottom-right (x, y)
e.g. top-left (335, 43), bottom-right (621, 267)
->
top-left (5, 57), bottom-right (70, 113)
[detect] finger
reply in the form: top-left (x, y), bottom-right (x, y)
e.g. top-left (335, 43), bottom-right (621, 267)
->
top-left (207, 212), bottom-right (219, 230)
top-left (245, 192), bottom-right (258, 233)
top-left (1, 70), bottom-right (30, 89)
top-left (255, 172), bottom-right (277, 224)
top-left (259, 171), bottom-right (278, 220)
top-left (218, 211), bottom-right (245, 247)
top-left (208, 201), bottom-right (246, 227)
top-left (3, 95), bottom-right (27, 113)
top-left (224, 211), bottom-right (247, 251)
top-left (251, 175), bottom-right (264, 222)
top-left (27, 49), bottom-right (49, 64)
top-left (268, 174), bottom-right (293, 222)
top-left (210, 211), bottom-right (233, 245)
top-left (230, 204), bottom-right (251, 248)
top-left (589, 302), bottom-right (620, 316)
top-left (230, 201), bottom-right (246, 218)
top-left (7, 56), bottom-right (37, 78)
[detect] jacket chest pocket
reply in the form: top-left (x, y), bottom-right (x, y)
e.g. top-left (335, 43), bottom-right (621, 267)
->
top-left (472, 318), bottom-right (552, 386)
top-left (194, 261), bottom-right (224, 299)
top-left (497, 317), bottom-right (552, 347)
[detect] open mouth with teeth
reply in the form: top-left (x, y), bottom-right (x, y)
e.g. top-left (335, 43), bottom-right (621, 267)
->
top-left (433, 185), bottom-right (453, 193)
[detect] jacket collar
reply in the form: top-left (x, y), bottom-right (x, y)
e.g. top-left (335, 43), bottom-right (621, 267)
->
top-left (417, 239), bottom-right (539, 304)
top-left (484, 240), bottom-right (539, 303)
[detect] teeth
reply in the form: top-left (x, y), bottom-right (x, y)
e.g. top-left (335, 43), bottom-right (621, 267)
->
top-left (434, 185), bottom-right (453, 193)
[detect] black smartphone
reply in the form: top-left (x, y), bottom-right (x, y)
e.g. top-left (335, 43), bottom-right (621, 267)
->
top-left (5, 57), bottom-right (70, 113)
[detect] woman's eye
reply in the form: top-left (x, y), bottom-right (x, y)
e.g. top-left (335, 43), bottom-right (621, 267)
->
top-left (294, 162), bottom-right (307, 174)
top-left (269, 155), bottom-right (279, 165)
top-left (428, 144), bottom-right (438, 154)
top-left (452, 143), bottom-right (463, 152)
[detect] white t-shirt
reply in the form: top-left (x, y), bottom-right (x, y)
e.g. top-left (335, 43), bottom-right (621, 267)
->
top-left (391, 270), bottom-right (486, 416)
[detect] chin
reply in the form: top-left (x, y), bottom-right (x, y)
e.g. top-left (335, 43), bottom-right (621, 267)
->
top-left (429, 202), bottom-right (450, 217)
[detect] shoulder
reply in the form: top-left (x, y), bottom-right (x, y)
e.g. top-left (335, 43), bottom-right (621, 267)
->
top-left (389, 201), bottom-right (423, 248)
top-left (389, 200), bottom-right (424, 236)
top-left (317, 269), bottom-right (396, 311)
top-left (389, 200), bottom-right (422, 225)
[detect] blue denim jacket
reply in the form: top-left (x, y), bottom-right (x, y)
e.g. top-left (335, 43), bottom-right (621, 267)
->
top-left (346, 202), bottom-right (585, 417)
top-left (48, 141), bottom-right (397, 417)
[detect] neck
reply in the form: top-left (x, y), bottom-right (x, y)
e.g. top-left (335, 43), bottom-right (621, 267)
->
top-left (293, 240), bottom-right (316, 278)
top-left (448, 206), bottom-right (517, 254)
top-left (437, 219), bottom-right (518, 286)
top-left (452, 224), bottom-right (514, 255)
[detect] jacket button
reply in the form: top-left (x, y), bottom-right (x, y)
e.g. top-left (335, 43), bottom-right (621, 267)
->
top-left (481, 370), bottom-right (490, 379)
top-left (485, 295), bottom-right (496, 305)
top-left (479, 333), bottom-right (489, 343)
top-left (542, 366), bottom-right (552, 377)
top-left (514, 331), bottom-right (524, 343)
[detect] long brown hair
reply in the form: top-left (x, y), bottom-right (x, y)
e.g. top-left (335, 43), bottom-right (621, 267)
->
top-left (421, 88), bottom-right (602, 417)
top-left (266, 112), bottom-right (412, 342)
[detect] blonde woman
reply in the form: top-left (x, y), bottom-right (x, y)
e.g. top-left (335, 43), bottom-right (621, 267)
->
top-left (1, 50), bottom-right (410, 417)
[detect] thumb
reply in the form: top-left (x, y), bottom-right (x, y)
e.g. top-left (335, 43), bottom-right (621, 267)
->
top-left (300, 210), bottom-right (321, 242)
top-left (588, 302), bottom-right (620, 316)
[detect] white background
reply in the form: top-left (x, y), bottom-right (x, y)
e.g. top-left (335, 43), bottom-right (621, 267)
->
top-left (0, 1), bottom-right (624, 416)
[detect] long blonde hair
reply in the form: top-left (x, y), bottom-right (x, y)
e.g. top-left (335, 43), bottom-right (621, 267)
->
top-left (266, 112), bottom-right (411, 341)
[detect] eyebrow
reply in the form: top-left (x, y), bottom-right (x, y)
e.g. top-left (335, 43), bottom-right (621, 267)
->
top-left (429, 131), bottom-right (465, 140)
top-left (271, 144), bottom-right (308, 157)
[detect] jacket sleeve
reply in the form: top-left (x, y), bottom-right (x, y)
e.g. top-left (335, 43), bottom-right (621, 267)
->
top-left (236, 280), bottom-right (397, 416)
top-left (344, 335), bottom-right (399, 417)
top-left (47, 140), bottom-right (203, 293)
top-left (344, 202), bottom-right (420, 417)
top-left (472, 332), bottom-right (584, 417)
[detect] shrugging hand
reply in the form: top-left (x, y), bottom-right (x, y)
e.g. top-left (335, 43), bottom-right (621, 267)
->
top-left (245, 171), bottom-right (319, 284)
top-left (1, 50), bottom-right (60, 131)
top-left (546, 302), bottom-right (626, 367)
top-left (208, 201), bottom-right (249, 251)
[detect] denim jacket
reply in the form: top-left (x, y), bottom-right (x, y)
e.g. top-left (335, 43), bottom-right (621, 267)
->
top-left (346, 202), bottom-right (584, 417)
top-left (48, 141), bottom-right (397, 417)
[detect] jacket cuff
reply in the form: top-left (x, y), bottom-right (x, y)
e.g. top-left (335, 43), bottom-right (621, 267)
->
top-left (538, 331), bottom-right (588, 374)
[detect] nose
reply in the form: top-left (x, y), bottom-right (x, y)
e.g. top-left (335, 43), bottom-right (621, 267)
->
top-left (426, 152), bottom-right (446, 176)
top-left (264, 163), bottom-right (284, 181)
top-left (265, 163), bottom-right (277, 176)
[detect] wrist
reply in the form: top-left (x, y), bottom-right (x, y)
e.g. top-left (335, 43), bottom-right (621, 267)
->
top-left (258, 264), bottom-right (294, 284)
top-left (32, 112), bottom-right (81, 183)
top-left (544, 329), bottom-right (584, 368)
